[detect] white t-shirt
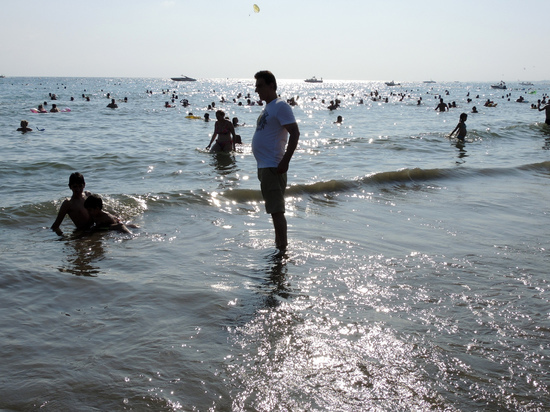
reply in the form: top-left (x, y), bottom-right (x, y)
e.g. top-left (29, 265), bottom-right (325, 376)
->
top-left (251, 98), bottom-right (296, 168)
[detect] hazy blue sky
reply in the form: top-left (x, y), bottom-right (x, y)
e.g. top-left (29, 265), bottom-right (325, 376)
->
top-left (1, 0), bottom-right (548, 81)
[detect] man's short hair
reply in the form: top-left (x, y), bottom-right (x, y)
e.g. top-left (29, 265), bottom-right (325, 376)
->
top-left (254, 70), bottom-right (277, 91)
top-left (69, 172), bottom-right (85, 186)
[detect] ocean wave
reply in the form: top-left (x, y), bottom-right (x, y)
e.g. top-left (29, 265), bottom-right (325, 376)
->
top-left (3, 162), bottom-right (549, 226)
top-left (221, 162), bottom-right (550, 202)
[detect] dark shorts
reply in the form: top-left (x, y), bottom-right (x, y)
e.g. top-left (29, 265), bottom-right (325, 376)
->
top-left (257, 168), bottom-right (287, 214)
top-left (546, 118), bottom-right (550, 126)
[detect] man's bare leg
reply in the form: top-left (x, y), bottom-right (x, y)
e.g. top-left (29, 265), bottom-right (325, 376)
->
top-left (271, 212), bottom-right (287, 251)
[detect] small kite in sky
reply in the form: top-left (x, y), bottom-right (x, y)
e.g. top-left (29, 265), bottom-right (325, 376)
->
top-left (253, 4), bottom-right (260, 13)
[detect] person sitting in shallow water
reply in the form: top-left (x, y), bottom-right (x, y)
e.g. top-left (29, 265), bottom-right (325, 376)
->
top-left (17, 120), bottom-right (32, 133)
top-left (37, 104), bottom-right (47, 113)
top-left (84, 193), bottom-right (136, 234)
top-left (471, 106), bottom-right (478, 113)
top-left (107, 99), bottom-right (118, 109)
top-left (50, 104), bottom-right (60, 113)
top-left (334, 115), bottom-right (343, 124)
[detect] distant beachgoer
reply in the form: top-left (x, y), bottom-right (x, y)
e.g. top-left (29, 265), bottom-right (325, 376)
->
top-left (449, 113), bottom-right (468, 142)
top-left (435, 98), bottom-right (448, 112)
top-left (204, 113), bottom-right (210, 122)
top-left (37, 104), bottom-right (47, 113)
top-left (17, 120), bottom-right (32, 133)
top-left (335, 115), bottom-right (343, 124)
top-left (472, 106), bottom-right (478, 113)
top-left (84, 193), bottom-right (133, 234)
top-left (50, 104), bottom-right (60, 113)
top-left (232, 117), bottom-right (241, 127)
top-left (538, 101), bottom-right (550, 125)
top-left (164, 101), bottom-right (172, 108)
top-left (51, 172), bottom-right (93, 235)
top-left (206, 110), bottom-right (236, 153)
top-left (107, 99), bottom-right (118, 109)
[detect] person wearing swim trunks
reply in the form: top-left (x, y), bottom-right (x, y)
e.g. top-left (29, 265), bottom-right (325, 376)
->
top-left (206, 110), bottom-right (236, 153)
top-left (251, 70), bottom-right (300, 253)
top-left (538, 102), bottom-right (550, 125)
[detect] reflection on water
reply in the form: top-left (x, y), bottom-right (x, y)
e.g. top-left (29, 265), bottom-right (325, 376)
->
top-left (211, 152), bottom-right (237, 173)
top-left (262, 255), bottom-right (291, 307)
top-left (455, 142), bottom-right (468, 163)
top-left (58, 232), bottom-right (106, 276)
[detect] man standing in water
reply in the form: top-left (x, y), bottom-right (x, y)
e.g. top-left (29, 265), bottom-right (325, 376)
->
top-left (252, 70), bottom-right (300, 254)
top-left (538, 100), bottom-right (550, 125)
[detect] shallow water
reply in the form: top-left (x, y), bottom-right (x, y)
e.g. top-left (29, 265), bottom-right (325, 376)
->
top-left (1, 77), bottom-right (549, 410)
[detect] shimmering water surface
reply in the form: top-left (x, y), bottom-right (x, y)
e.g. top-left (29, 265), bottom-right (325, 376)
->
top-left (1, 77), bottom-right (549, 411)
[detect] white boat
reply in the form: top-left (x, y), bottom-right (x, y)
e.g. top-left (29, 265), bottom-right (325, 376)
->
top-left (304, 76), bottom-right (323, 83)
top-left (171, 75), bottom-right (196, 82)
top-left (519, 81), bottom-right (534, 86)
top-left (385, 81), bottom-right (401, 86)
top-left (423, 80), bottom-right (436, 84)
top-left (0, 75), bottom-right (5, 78)
top-left (491, 81), bottom-right (506, 89)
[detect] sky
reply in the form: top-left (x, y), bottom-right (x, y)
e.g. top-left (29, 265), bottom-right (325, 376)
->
top-left (1, 0), bottom-right (549, 82)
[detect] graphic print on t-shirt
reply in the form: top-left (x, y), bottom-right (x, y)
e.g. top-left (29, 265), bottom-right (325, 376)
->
top-left (256, 111), bottom-right (269, 131)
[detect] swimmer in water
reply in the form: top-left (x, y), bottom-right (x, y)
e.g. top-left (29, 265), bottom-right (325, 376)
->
top-left (17, 120), bottom-right (32, 133)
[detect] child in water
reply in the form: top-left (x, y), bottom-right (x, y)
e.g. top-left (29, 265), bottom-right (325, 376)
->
top-left (51, 172), bottom-right (93, 235)
top-left (83, 193), bottom-right (135, 234)
top-left (449, 113), bottom-right (468, 142)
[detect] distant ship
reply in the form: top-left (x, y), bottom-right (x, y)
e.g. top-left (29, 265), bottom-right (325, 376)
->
top-left (0, 75), bottom-right (5, 78)
top-left (304, 76), bottom-right (323, 83)
top-left (171, 75), bottom-right (196, 82)
top-left (423, 80), bottom-right (436, 84)
top-left (491, 81), bottom-right (507, 90)
top-left (385, 81), bottom-right (401, 86)
top-left (519, 81), bottom-right (534, 86)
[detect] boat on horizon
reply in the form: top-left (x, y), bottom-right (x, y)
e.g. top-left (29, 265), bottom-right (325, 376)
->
top-left (519, 81), bottom-right (534, 86)
top-left (171, 75), bottom-right (196, 82)
top-left (491, 81), bottom-right (507, 89)
top-left (0, 75), bottom-right (5, 78)
top-left (385, 80), bottom-right (401, 86)
top-left (304, 76), bottom-right (323, 83)
top-left (423, 80), bottom-right (436, 84)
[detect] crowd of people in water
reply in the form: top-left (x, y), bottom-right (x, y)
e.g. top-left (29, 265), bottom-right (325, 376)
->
top-left (18, 82), bottom-right (550, 143)
top-left (12, 79), bottom-right (550, 242)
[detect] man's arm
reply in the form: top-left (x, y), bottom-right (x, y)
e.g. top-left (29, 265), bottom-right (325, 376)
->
top-left (278, 122), bottom-right (300, 174)
top-left (51, 200), bottom-right (69, 234)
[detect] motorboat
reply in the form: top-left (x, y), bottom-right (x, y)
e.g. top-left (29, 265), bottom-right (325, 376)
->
top-left (423, 80), bottom-right (436, 83)
top-left (171, 75), bottom-right (196, 82)
top-left (519, 81), bottom-right (534, 86)
top-left (385, 81), bottom-right (401, 86)
top-left (304, 76), bottom-right (323, 83)
top-left (491, 81), bottom-right (506, 89)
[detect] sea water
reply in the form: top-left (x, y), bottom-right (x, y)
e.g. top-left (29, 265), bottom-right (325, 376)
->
top-left (1, 77), bottom-right (549, 411)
